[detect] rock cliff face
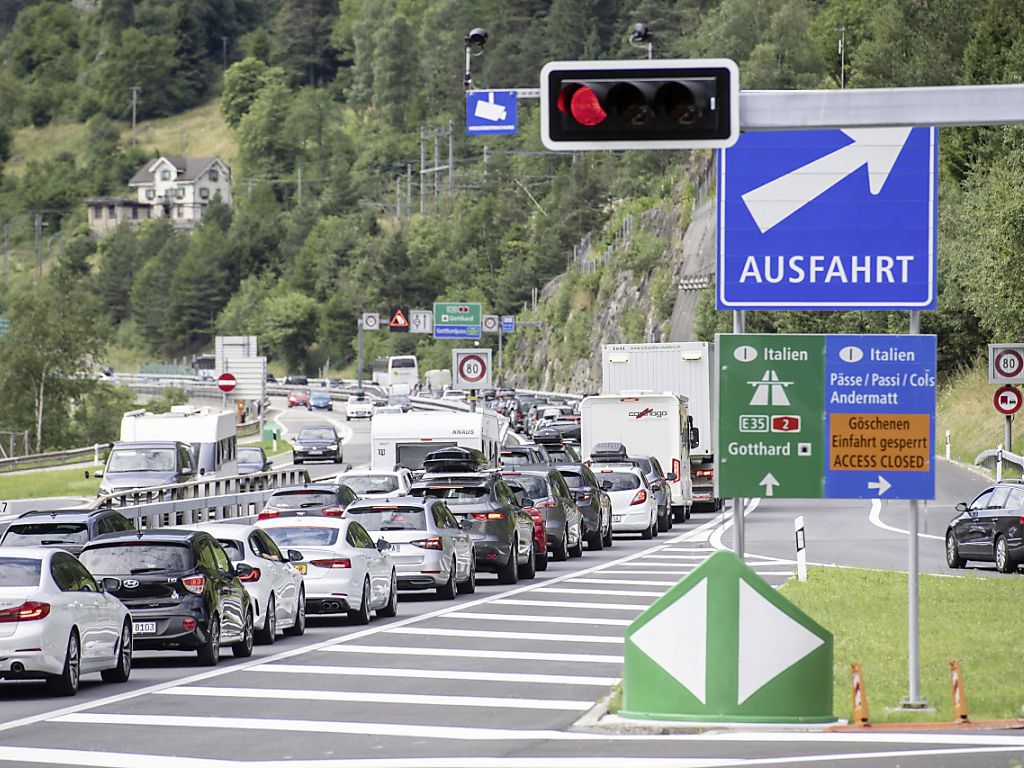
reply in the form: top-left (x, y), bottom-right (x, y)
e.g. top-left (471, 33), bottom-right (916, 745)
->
top-left (504, 154), bottom-right (717, 392)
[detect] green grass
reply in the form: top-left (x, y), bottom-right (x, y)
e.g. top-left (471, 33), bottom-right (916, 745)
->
top-left (0, 466), bottom-right (102, 500)
top-left (937, 364), bottom-right (1010, 469)
top-left (780, 567), bottom-right (1024, 723)
top-left (0, 452), bottom-right (108, 475)
top-left (248, 437), bottom-right (292, 457)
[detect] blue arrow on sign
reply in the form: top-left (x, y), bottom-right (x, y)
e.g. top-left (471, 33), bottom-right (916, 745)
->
top-left (466, 90), bottom-right (518, 136)
top-left (717, 127), bottom-right (937, 310)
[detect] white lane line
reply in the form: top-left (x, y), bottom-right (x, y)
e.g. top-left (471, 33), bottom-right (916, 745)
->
top-left (869, 498), bottom-right (944, 540)
top-left (383, 627), bottom-right (622, 643)
top-left (0, 747), bottom-right (232, 767)
top-left (570, 577), bottom-right (676, 586)
top-left (318, 645), bottom-right (624, 664)
top-left (249, 664), bottom-right (618, 686)
top-left (608, 569), bottom-right (691, 575)
top-left (639, 554), bottom-right (712, 560)
top-left (494, 599), bottom-right (646, 611)
top-left (442, 612), bottom-right (632, 627)
top-left (614, 560), bottom-right (704, 566)
top-left (709, 498), bottom-right (762, 551)
top-left (535, 587), bottom-right (663, 597)
top-left (157, 686), bottom-right (593, 711)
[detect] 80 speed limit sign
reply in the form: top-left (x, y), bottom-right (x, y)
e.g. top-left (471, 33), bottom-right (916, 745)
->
top-left (989, 344), bottom-right (1024, 384)
top-left (453, 348), bottom-right (493, 389)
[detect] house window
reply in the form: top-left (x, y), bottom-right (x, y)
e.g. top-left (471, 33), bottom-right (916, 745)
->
top-left (177, 204), bottom-right (183, 217)
top-left (131, 207), bottom-right (139, 220)
top-left (209, 169), bottom-right (219, 181)
top-left (160, 170), bottom-right (171, 181)
top-left (199, 187), bottom-right (210, 199)
top-left (176, 187), bottom-right (185, 199)
top-left (107, 205), bottom-right (116, 218)
top-left (92, 206), bottom-right (102, 219)
top-left (146, 188), bottom-right (156, 200)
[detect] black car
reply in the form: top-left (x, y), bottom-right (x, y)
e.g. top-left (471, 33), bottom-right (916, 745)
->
top-left (259, 483), bottom-right (359, 521)
top-left (237, 446), bottom-right (272, 474)
top-left (554, 463), bottom-right (613, 550)
top-left (499, 444), bottom-right (551, 467)
top-left (546, 417), bottom-right (582, 442)
top-left (632, 455), bottom-right (676, 531)
top-left (291, 424), bottom-right (342, 464)
top-left (947, 480), bottom-right (1024, 573)
top-left (79, 529), bottom-right (253, 665)
top-left (0, 508), bottom-right (136, 556)
top-left (501, 467), bottom-right (584, 561)
top-left (284, 375), bottom-right (309, 385)
top-left (534, 428), bottom-right (581, 464)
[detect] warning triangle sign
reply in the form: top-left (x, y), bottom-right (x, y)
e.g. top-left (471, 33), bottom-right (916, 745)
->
top-left (389, 306), bottom-right (410, 332)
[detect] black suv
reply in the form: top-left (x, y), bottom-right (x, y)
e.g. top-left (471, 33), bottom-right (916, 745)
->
top-left (259, 483), bottom-right (359, 521)
top-left (499, 444), bottom-right (551, 467)
top-left (80, 529), bottom-right (253, 665)
top-left (410, 450), bottom-right (535, 584)
top-left (291, 424), bottom-right (343, 464)
top-left (947, 480), bottom-right (1024, 573)
top-left (534, 428), bottom-right (582, 464)
top-left (501, 467), bottom-right (584, 561)
top-left (554, 463), bottom-right (613, 550)
top-left (0, 509), bottom-right (136, 556)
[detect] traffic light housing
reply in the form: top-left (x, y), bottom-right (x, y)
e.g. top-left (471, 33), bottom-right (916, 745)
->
top-left (540, 59), bottom-right (739, 151)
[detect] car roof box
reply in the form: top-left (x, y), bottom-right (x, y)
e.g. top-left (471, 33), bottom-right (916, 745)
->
top-left (422, 446), bottom-right (489, 474)
top-left (533, 427), bottom-right (563, 446)
top-left (590, 442), bottom-right (629, 463)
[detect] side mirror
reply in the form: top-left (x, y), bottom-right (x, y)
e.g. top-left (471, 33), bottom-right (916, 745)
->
top-left (520, 498), bottom-right (535, 508)
top-left (955, 502), bottom-right (968, 513)
top-left (690, 428), bottom-right (700, 449)
top-left (235, 563), bottom-right (256, 579)
top-left (181, 467), bottom-right (194, 476)
top-left (91, 469), bottom-right (104, 478)
top-left (287, 549), bottom-right (303, 562)
top-left (666, 472), bottom-right (678, 482)
top-left (376, 537), bottom-right (391, 553)
top-left (601, 480), bottom-right (613, 491)
top-left (199, 468), bottom-right (207, 476)
top-left (100, 577), bottom-right (121, 592)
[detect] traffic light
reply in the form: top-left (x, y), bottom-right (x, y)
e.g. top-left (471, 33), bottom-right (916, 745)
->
top-left (540, 59), bottom-right (739, 151)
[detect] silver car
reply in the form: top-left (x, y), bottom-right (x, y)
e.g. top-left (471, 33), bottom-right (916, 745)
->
top-left (345, 498), bottom-right (476, 599)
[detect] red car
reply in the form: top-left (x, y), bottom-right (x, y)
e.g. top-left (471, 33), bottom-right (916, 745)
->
top-left (502, 476), bottom-right (549, 572)
top-left (288, 389), bottom-right (311, 409)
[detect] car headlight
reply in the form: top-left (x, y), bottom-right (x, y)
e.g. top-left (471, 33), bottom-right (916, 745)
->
top-left (327, 444), bottom-right (338, 450)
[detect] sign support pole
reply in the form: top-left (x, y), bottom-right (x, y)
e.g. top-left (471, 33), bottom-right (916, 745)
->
top-left (1005, 415), bottom-right (1012, 454)
top-left (357, 320), bottom-right (364, 391)
top-left (498, 325), bottom-right (504, 385)
top-left (732, 309), bottom-right (746, 559)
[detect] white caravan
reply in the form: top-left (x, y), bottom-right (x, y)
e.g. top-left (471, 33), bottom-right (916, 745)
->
top-left (371, 411), bottom-right (501, 471)
top-left (119, 405), bottom-right (238, 477)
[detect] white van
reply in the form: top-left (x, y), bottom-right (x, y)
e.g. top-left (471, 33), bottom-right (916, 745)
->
top-left (580, 393), bottom-right (695, 517)
top-left (371, 411), bottom-right (501, 471)
top-left (119, 406), bottom-right (238, 477)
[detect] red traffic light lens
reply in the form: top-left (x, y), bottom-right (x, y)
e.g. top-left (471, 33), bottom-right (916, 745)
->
top-left (569, 86), bottom-right (607, 126)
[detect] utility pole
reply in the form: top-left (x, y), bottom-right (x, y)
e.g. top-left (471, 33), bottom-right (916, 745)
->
top-left (1, 224), bottom-right (8, 285)
top-left (297, 167), bottom-right (303, 204)
top-left (406, 164), bottom-right (412, 214)
top-left (130, 86), bottom-right (141, 145)
top-left (837, 26), bottom-right (847, 89)
top-left (419, 127), bottom-right (426, 214)
top-left (356, 319), bottom-right (364, 391)
top-left (33, 214), bottom-right (42, 277)
top-left (221, 36), bottom-right (228, 69)
top-left (448, 119), bottom-right (455, 197)
top-left (395, 174), bottom-right (401, 218)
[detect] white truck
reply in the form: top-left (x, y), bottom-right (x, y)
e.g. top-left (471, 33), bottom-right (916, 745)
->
top-left (371, 411), bottom-right (501, 471)
top-left (601, 342), bottom-right (719, 513)
top-left (579, 393), bottom-right (695, 520)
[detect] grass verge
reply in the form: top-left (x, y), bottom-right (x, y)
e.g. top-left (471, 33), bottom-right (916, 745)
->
top-left (0, 466), bottom-right (101, 500)
top-left (937, 364), bottom-right (1015, 471)
top-left (247, 437), bottom-right (292, 457)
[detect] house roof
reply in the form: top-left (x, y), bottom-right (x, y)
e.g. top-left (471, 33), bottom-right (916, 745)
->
top-left (129, 156), bottom-right (226, 186)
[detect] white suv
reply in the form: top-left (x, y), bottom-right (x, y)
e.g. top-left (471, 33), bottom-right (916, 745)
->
top-left (345, 394), bottom-right (374, 421)
top-left (335, 468), bottom-right (414, 498)
top-left (593, 464), bottom-right (657, 540)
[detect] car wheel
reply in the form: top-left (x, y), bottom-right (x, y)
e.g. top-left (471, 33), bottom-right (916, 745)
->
top-left (568, 524), bottom-right (584, 558)
top-left (197, 615), bottom-right (220, 666)
top-left (520, 541), bottom-right (537, 579)
top-left (101, 621), bottom-right (133, 683)
top-left (348, 578), bottom-right (372, 625)
top-left (232, 610), bottom-right (255, 658)
top-left (995, 536), bottom-right (1016, 574)
top-left (255, 595), bottom-right (277, 645)
top-left (378, 571), bottom-right (399, 617)
top-left (602, 519), bottom-right (614, 548)
top-left (587, 523), bottom-right (604, 551)
top-left (497, 541), bottom-right (519, 584)
top-left (458, 554), bottom-right (477, 594)
top-left (346, 416), bottom-right (351, 421)
top-left (283, 587), bottom-right (306, 637)
top-left (658, 507), bottom-right (671, 533)
top-left (641, 516), bottom-right (655, 540)
top-left (535, 546), bottom-right (549, 571)
top-left (552, 534), bottom-right (569, 562)
top-left (294, 459), bottom-right (303, 465)
top-left (945, 531), bottom-right (965, 569)
top-left (437, 561), bottom-right (458, 600)
top-left (46, 630), bottom-right (81, 696)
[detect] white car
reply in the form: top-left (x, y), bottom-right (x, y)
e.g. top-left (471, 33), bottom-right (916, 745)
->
top-left (336, 468), bottom-right (414, 498)
top-left (0, 548), bottom-right (132, 696)
top-left (594, 465), bottom-right (658, 539)
top-left (256, 517), bottom-right (397, 624)
top-left (346, 394), bottom-right (375, 421)
top-left (441, 389), bottom-right (467, 401)
top-left (191, 523), bottom-right (306, 644)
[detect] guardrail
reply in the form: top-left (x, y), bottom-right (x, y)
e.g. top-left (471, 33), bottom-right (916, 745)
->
top-left (975, 446), bottom-right (1024, 480)
top-left (0, 443), bottom-right (111, 472)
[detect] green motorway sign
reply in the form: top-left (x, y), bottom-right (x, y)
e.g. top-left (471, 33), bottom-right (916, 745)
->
top-left (432, 302), bottom-right (482, 340)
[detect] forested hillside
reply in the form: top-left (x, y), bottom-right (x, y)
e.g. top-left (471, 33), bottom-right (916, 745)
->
top-left (1, 0), bottom-right (1023, 448)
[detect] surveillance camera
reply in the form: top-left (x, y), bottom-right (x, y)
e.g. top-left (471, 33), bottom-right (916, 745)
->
top-left (465, 27), bottom-right (489, 48)
top-left (629, 22), bottom-right (652, 44)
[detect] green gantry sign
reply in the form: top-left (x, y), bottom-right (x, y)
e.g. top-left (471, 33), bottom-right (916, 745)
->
top-left (621, 550), bottom-right (834, 723)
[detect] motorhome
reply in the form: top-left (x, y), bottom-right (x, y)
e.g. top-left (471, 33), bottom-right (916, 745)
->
top-left (118, 406), bottom-right (237, 477)
top-left (371, 411), bottom-right (501, 471)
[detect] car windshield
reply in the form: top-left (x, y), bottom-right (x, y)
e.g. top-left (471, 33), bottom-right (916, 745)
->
top-left (216, 539), bottom-right (245, 561)
top-left (0, 557), bottom-right (42, 586)
top-left (343, 475), bottom-right (400, 494)
top-left (298, 428), bottom-right (335, 441)
top-left (504, 475), bottom-right (548, 499)
top-left (410, 486), bottom-right (489, 504)
top-left (347, 506), bottom-right (427, 531)
top-left (106, 447), bottom-right (176, 472)
top-left (2, 522), bottom-right (89, 547)
top-left (388, 396), bottom-right (410, 405)
top-left (262, 527), bottom-right (340, 547)
top-left (238, 447), bottom-right (264, 463)
top-left (267, 491), bottom-right (338, 509)
top-left (349, 395), bottom-right (368, 403)
top-left (599, 472), bottom-right (641, 491)
top-left (80, 543), bottom-right (193, 575)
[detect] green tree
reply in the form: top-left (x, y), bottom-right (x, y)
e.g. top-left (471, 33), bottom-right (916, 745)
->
top-left (222, 57), bottom-right (287, 127)
top-left (166, 223), bottom-right (233, 352)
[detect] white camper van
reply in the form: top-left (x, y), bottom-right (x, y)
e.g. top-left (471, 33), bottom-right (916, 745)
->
top-left (119, 406), bottom-right (238, 477)
top-left (580, 393), bottom-right (695, 518)
top-left (371, 411), bottom-right (501, 471)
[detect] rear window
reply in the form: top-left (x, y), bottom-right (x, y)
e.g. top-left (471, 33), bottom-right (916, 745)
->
top-left (106, 447), bottom-right (176, 473)
top-left (409, 486), bottom-right (490, 505)
top-left (560, 472), bottom-right (584, 489)
top-left (268, 491), bottom-right (337, 509)
top-left (347, 507), bottom-right (427, 531)
top-left (499, 453), bottom-right (532, 467)
top-left (0, 557), bottom-right (42, 586)
top-left (343, 475), bottom-right (400, 494)
top-left (262, 527), bottom-right (340, 547)
top-left (633, 458), bottom-right (653, 474)
top-left (503, 476), bottom-right (548, 499)
top-left (3, 522), bottom-right (89, 547)
top-left (80, 543), bottom-right (193, 575)
top-left (217, 539), bottom-right (245, 561)
top-left (599, 471), bottom-right (641, 491)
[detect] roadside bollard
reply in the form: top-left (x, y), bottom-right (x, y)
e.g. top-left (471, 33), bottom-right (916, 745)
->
top-left (851, 663), bottom-right (870, 726)
top-left (950, 660), bottom-right (969, 723)
top-left (997, 444), bottom-right (1004, 482)
top-left (945, 430), bottom-right (950, 461)
top-left (794, 515), bottom-right (807, 581)
top-left (273, 430), bottom-right (279, 453)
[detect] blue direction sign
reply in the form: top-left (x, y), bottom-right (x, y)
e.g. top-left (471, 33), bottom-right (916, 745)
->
top-left (717, 127), bottom-right (937, 310)
top-left (466, 90), bottom-right (518, 136)
top-left (501, 315), bottom-right (516, 333)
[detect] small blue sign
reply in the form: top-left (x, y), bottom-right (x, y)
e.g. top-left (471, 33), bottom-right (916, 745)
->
top-left (824, 334), bottom-right (936, 500)
top-left (718, 128), bottom-right (937, 310)
top-left (434, 325), bottom-right (482, 340)
top-left (466, 90), bottom-right (518, 136)
top-left (501, 316), bottom-right (516, 333)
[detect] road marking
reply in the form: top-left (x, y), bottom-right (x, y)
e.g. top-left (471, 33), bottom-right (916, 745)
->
top-left (641, 553), bottom-right (713, 559)
top-left (570, 578), bottom-right (676, 586)
top-left (443, 612), bottom-right (632, 627)
top-left (535, 587), bottom-right (664, 597)
top-left (869, 498), bottom-right (944, 540)
top-left (318, 645), bottom-right (624, 664)
top-left (248, 664), bottom-right (618, 686)
top-left (494, 599), bottom-right (646, 611)
top-left (383, 627), bottom-right (622, 643)
top-left (157, 686), bottom-right (594, 711)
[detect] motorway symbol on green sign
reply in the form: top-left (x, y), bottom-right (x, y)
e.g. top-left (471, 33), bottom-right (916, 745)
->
top-left (621, 550), bottom-right (834, 723)
top-left (433, 302), bottom-right (482, 340)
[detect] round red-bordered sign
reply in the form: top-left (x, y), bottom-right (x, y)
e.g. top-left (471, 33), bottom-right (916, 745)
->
top-left (994, 349), bottom-right (1024, 379)
top-left (994, 385), bottom-right (1022, 416)
top-left (217, 373), bottom-right (238, 393)
top-left (458, 354), bottom-right (487, 384)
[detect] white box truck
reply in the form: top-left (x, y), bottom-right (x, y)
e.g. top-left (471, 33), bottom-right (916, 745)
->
top-left (371, 411), bottom-right (501, 471)
top-left (601, 342), bottom-right (720, 512)
top-left (579, 393), bottom-right (695, 519)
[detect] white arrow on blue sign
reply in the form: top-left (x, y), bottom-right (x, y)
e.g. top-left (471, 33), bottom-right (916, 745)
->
top-left (466, 90), bottom-right (518, 136)
top-left (717, 127), bottom-right (937, 310)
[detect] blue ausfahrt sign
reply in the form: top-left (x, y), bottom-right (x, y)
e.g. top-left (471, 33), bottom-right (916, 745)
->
top-left (466, 90), bottom-right (518, 136)
top-left (717, 127), bottom-right (937, 310)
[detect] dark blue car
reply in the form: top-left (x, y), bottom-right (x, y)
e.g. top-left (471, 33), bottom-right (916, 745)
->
top-left (309, 391), bottom-right (333, 411)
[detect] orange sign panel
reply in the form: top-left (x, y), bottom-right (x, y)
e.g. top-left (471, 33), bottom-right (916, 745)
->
top-left (829, 413), bottom-right (930, 472)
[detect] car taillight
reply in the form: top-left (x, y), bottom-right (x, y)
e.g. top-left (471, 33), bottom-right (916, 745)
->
top-left (577, 493), bottom-right (592, 502)
top-left (672, 459), bottom-right (682, 482)
top-left (525, 508), bottom-right (543, 522)
top-left (696, 469), bottom-right (714, 478)
top-left (537, 500), bottom-right (556, 508)
top-left (471, 512), bottom-right (506, 521)
top-left (182, 617), bottom-right (197, 631)
top-left (182, 575), bottom-right (205, 594)
top-left (631, 490), bottom-right (648, 506)
top-left (0, 601), bottom-right (50, 623)
top-left (258, 509), bottom-right (280, 520)
top-left (311, 558), bottom-right (351, 569)
top-left (238, 567), bottom-right (261, 582)
top-left (322, 506), bottom-right (346, 517)
top-left (411, 537), bottom-right (443, 550)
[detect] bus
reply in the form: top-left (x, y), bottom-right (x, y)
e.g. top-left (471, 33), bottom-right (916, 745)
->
top-left (387, 355), bottom-right (419, 392)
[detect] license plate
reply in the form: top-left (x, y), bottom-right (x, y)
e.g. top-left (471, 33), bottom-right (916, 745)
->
top-left (293, 563), bottom-right (307, 574)
top-left (310, 449), bottom-right (322, 454)
top-left (613, 515), bottom-right (623, 523)
top-left (133, 621), bottom-right (157, 635)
